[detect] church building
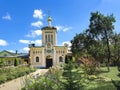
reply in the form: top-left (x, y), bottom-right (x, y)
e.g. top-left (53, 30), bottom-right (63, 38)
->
top-left (29, 16), bottom-right (68, 68)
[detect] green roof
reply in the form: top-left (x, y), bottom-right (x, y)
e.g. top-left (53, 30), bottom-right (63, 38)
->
top-left (0, 50), bottom-right (29, 58)
top-left (0, 50), bottom-right (15, 57)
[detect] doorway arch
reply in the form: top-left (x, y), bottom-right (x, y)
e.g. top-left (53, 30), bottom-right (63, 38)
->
top-left (46, 55), bottom-right (53, 68)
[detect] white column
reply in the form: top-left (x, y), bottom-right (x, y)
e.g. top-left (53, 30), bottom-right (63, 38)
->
top-left (54, 47), bottom-right (56, 66)
top-left (46, 34), bottom-right (48, 44)
top-left (42, 48), bottom-right (45, 67)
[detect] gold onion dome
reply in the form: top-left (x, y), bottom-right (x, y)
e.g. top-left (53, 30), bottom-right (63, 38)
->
top-left (47, 16), bottom-right (52, 22)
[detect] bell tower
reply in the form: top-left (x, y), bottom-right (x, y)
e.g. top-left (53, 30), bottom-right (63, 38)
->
top-left (41, 16), bottom-right (57, 46)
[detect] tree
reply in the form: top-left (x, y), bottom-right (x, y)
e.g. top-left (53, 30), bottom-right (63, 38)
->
top-left (62, 60), bottom-right (87, 90)
top-left (111, 33), bottom-right (120, 66)
top-left (71, 11), bottom-right (116, 71)
top-left (14, 58), bottom-right (18, 66)
top-left (87, 11), bottom-right (116, 71)
top-left (71, 32), bottom-right (89, 59)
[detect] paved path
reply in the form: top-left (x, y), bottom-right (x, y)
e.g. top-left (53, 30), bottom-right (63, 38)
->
top-left (0, 69), bottom-right (48, 90)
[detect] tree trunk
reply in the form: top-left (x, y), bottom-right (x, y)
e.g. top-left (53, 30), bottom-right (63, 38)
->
top-left (105, 30), bottom-right (111, 72)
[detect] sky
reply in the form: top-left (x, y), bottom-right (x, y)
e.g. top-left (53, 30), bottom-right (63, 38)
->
top-left (0, 0), bottom-right (120, 53)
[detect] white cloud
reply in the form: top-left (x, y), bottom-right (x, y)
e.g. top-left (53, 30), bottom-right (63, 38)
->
top-left (19, 40), bottom-right (30, 44)
top-left (62, 41), bottom-right (72, 50)
top-left (62, 41), bottom-right (71, 46)
top-left (26, 30), bottom-right (42, 38)
top-left (63, 27), bottom-right (72, 32)
top-left (33, 9), bottom-right (43, 19)
top-left (31, 21), bottom-right (43, 28)
top-left (19, 39), bottom-right (42, 46)
top-left (31, 40), bottom-right (42, 46)
top-left (2, 13), bottom-right (11, 20)
top-left (22, 47), bottom-right (30, 53)
top-left (7, 50), bottom-right (15, 53)
top-left (0, 39), bottom-right (8, 46)
top-left (55, 26), bottom-right (63, 31)
top-left (55, 25), bottom-right (72, 32)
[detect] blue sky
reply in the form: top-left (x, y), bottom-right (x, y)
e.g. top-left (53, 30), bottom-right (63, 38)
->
top-left (0, 0), bottom-right (120, 53)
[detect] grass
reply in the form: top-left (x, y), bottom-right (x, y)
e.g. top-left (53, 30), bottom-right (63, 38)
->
top-left (85, 66), bottom-right (120, 90)
top-left (99, 67), bottom-right (120, 81)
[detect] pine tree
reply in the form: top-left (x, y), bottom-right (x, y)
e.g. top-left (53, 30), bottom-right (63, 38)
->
top-left (14, 58), bottom-right (18, 66)
top-left (62, 59), bottom-right (87, 90)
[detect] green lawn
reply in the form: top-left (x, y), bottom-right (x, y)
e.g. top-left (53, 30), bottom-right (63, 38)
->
top-left (99, 67), bottom-right (120, 81)
top-left (85, 67), bottom-right (120, 90)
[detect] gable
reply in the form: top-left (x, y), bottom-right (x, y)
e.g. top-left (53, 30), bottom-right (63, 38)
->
top-left (0, 50), bottom-right (15, 57)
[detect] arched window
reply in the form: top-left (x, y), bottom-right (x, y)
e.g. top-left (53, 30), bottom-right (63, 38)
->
top-left (36, 57), bottom-right (39, 62)
top-left (59, 56), bottom-right (63, 62)
top-left (45, 34), bottom-right (47, 42)
top-left (33, 51), bottom-right (35, 54)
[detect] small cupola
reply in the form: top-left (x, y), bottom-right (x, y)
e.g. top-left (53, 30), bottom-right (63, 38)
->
top-left (47, 16), bottom-right (52, 27)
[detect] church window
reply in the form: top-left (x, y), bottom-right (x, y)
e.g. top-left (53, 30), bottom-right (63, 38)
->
top-left (36, 57), bottom-right (39, 62)
top-left (48, 35), bottom-right (50, 41)
top-left (33, 51), bottom-right (35, 54)
top-left (19, 60), bottom-right (22, 64)
top-left (51, 35), bottom-right (53, 44)
top-left (59, 56), bottom-right (63, 62)
top-left (4, 54), bottom-right (7, 56)
top-left (45, 35), bottom-right (47, 42)
top-left (8, 60), bottom-right (11, 65)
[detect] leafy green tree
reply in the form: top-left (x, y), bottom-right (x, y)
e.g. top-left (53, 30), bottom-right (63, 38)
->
top-left (111, 33), bottom-right (120, 66)
top-left (87, 11), bottom-right (115, 71)
top-left (71, 32), bottom-right (89, 59)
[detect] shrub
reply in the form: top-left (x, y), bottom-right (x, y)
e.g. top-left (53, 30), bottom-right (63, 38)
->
top-left (7, 75), bottom-right (15, 81)
top-left (0, 66), bottom-right (36, 84)
top-left (79, 57), bottom-right (99, 75)
top-left (0, 75), bottom-right (7, 84)
top-left (23, 66), bottom-right (64, 90)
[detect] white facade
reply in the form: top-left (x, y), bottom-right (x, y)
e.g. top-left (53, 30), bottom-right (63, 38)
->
top-left (29, 17), bottom-right (68, 68)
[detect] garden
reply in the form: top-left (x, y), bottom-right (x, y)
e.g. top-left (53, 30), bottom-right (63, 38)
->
top-left (0, 66), bottom-right (36, 84)
top-left (22, 60), bottom-right (120, 90)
